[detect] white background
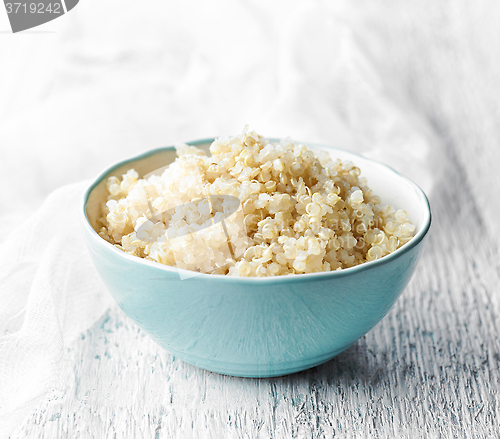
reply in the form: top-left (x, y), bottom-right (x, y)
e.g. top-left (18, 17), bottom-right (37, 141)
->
top-left (1, 1), bottom-right (500, 438)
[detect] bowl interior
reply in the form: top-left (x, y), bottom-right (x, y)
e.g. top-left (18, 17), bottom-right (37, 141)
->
top-left (86, 142), bottom-right (211, 232)
top-left (85, 140), bottom-right (430, 252)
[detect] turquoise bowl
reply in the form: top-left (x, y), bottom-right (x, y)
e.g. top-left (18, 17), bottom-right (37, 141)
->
top-left (82, 139), bottom-right (431, 377)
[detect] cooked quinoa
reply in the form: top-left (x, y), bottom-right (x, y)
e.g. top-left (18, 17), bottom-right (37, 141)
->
top-left (98, 128), bottom-right (415, 276)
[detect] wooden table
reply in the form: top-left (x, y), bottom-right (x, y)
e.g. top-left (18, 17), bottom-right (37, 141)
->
top-left (7, 2), bottom-right (500, 438)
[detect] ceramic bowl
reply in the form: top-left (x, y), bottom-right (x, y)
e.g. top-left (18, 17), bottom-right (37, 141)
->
top-left (82, 139), bottom-right (431, 377)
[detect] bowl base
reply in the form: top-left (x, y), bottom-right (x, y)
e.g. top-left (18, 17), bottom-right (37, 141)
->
top-left (167, 343), bottom-right (355, 378)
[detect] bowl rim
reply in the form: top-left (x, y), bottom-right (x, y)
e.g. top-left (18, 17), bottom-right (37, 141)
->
top-left (82, 137), bottom-right (431, 284)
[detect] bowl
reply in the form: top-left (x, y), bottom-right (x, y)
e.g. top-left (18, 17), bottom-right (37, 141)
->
top-left (82, 139), bottom-right (431, 378)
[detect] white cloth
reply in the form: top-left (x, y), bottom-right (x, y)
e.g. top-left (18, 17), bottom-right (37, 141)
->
top-left (0, 1), bottom-right (441, 436)
top-left (0, 182), bottom-right (113, 435)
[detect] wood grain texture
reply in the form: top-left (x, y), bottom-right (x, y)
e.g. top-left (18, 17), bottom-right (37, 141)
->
top-left (9, 2), bottom-right (500, 438)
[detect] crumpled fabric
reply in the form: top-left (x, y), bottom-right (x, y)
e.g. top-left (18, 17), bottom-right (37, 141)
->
top-left (0, 182), bottom-right (114, 436)
top-left (0, 1), bottom-right (441, 436)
